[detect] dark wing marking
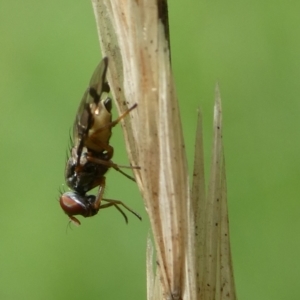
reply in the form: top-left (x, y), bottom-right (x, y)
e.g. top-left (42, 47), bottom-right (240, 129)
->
top-left (89, 56), bottom-right (110, 97)
top-left (72, 57), bottom-right (110, 162)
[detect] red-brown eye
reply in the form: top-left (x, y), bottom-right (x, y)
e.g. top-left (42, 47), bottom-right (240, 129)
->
top-left (59, 192), bottom-right (88, 217)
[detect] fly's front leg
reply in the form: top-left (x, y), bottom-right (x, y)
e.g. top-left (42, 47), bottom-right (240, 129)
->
top-left (91, 177), bottom-right (106, 212)
top-left (100, 198), bottom-right (142, 223)
top-left (109, 103), bottom-right (137, 128)
top-left (95, 103), bottom-right (137, 132)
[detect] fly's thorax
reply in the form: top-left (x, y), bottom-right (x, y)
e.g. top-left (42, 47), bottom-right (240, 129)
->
top-left (85, 98), bottom-right (113, 152)
top-left (65, 154), bottom-right (76, 186)
top-left (65, 147), bottom-right (87, 190)
top-left (65, 147), bottom-right (109, 194)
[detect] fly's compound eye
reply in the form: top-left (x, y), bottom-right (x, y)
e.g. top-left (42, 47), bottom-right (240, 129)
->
top-left (60, 192), bottom-right (89, 217)
top-left (59, 191), bottom-right (98, 223)
top-left (103, 97), bottom-right (112, 113)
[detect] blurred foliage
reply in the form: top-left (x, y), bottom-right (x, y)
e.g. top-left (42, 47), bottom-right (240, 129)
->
top-left (0, 1), bottom-right (299, 299)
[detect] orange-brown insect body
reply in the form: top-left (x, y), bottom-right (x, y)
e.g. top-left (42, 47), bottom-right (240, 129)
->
top-left (59, 57), bottom-right (140, 225)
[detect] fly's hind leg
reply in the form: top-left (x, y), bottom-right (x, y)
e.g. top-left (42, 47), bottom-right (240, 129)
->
top-left (87, 155), bottom-right (139, 182)
top-left (100, 198), bottom-right (142, 223)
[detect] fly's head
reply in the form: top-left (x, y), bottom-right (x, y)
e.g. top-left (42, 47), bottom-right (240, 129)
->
top-left (59, 191), bottom-right (98, 226)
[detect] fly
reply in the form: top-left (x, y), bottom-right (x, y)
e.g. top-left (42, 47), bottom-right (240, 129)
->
top-left (59, 57), bottom-right (141, 225)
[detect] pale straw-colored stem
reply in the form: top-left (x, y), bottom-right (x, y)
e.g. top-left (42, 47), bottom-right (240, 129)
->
top-left (91, 1), bottom-right (236, 299)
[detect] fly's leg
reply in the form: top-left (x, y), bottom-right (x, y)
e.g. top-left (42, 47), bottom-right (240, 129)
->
top-left (87, 155), bottom-right (139, 182)
top-left (91, 177), bottom-right (106, 212)
top-left (100, 198), bottom-right (142, 223)
top-left (103, 103), bottom-right (137, 130)
top-left (110, 103), bottom-right (137, 127)
top-left (93, 176), bottom-right (141, 222)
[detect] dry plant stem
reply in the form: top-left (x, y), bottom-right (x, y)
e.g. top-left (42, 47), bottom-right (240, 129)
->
top-left (219, 156), bottom-right (237, 299)
top-left (189, 109), bottom-right (206, 298)
top-left (91, 1), bottom-right (236, 299)
top-left (199, 85), bottom-right (236, 300)
top-left (215, 86), bottom-right (236, 300)
top-left (92, 1), bottom-right (189, 299)
top-left (146, 234), bottom-right (155, 300)
top-left (201, 84), bottom-right (223, 299)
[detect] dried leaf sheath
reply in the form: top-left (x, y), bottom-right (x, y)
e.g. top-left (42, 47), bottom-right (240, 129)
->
top-left (91, 1), bottom-right (236, 299)
top-left (219, 155), bottom-right (237, 299)
top-left (92, 1), bottom-right (189, 298)
top-left (188, 109), bottom-right (206, 299)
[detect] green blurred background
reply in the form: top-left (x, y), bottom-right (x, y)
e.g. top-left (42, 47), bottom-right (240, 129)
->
top-left (0, 1), bottom-right (299, 299)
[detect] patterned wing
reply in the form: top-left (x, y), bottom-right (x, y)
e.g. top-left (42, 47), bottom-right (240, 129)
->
top-left (72, 57), bottom-right (110, 151)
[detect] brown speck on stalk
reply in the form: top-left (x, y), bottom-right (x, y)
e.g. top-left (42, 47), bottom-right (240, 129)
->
top-left (91, 1), bottom-right (236, 299)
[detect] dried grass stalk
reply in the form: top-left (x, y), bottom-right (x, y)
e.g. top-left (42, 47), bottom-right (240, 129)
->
top-left (91, 1), bottom-right (236, 299)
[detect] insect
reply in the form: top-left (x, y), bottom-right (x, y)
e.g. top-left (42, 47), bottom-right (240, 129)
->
top-left (59, 57), bottom-right (141, 225)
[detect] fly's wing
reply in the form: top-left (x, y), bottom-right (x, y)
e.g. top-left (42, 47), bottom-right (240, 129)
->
top-left (72, 57), bottom-right (110, 147)
top-left (89, 56), bottom-right (110, 97)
